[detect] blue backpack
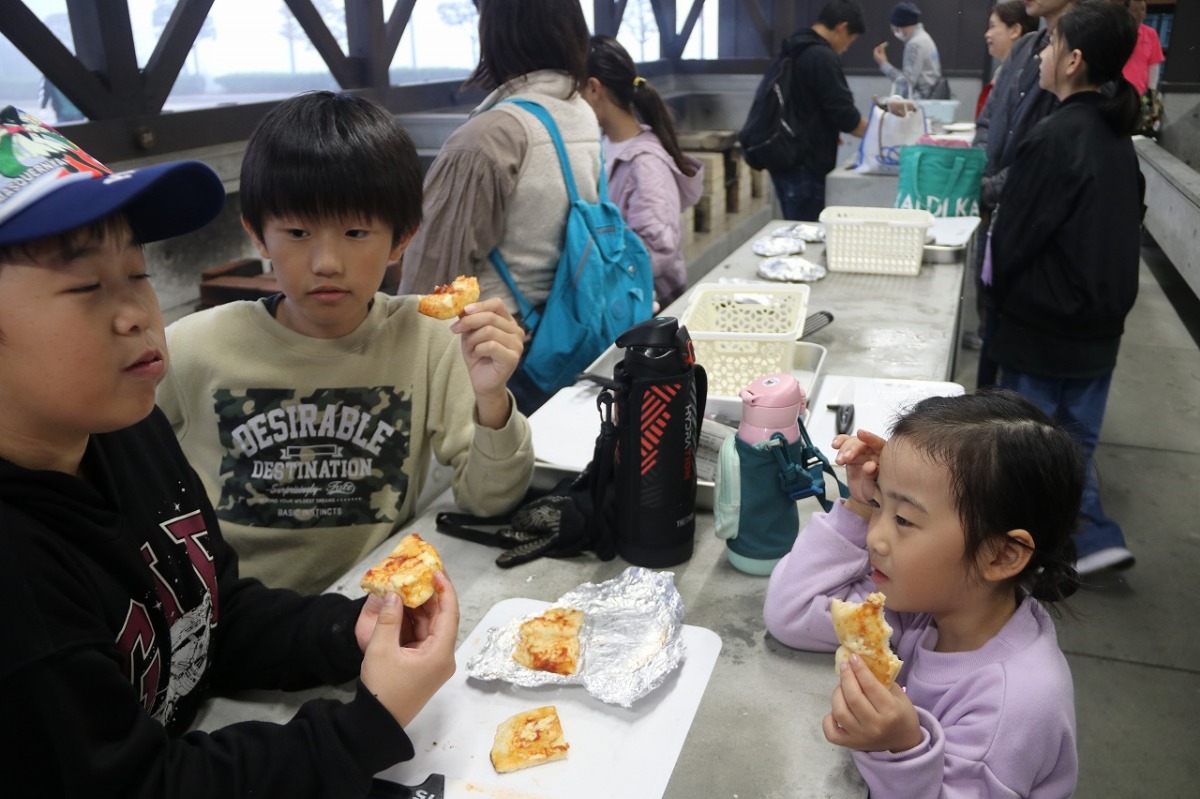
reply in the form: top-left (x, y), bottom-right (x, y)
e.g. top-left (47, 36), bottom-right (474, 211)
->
top-left (489, 100), bottom-right (654, 396)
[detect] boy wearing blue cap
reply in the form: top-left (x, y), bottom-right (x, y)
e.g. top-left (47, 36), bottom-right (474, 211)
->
top-left (874, 2), bottom-right (947, 99)
top-left (0, 106), bottom-right (459, 797)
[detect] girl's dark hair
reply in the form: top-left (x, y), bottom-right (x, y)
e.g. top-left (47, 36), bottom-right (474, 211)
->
top-left (240, 91), bottom-right (423, 245)
top-left (587, 36), bottom-right (697, 178)
top-left (465, 0), bottom-right (589, 94)
top-left (889, 388), bottom-right (1086, 604)
top-left (993, 0), bottom-right (1036, 36)
top-left (1057, 0), bottom-right (1141, 136)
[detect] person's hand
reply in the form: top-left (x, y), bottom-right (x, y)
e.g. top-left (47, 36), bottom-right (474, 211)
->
top-left (451, 297), bottom-right (524, 428)
top-left (873, 42), bottom-right (889, 66)
top-left (359, 572), bottom-right (460, 728)
top-left (886, 97), bottom-right (914, 117)
top-left (823, 654), bottom-right (921, 753)
top-left (355, 591), bottom-right (429, 652)
top-left (832, 429), bottom-right (886, 512)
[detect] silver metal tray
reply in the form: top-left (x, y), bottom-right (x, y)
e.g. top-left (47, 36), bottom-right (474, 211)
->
top-left (923, 243), bottom-right (966, 264)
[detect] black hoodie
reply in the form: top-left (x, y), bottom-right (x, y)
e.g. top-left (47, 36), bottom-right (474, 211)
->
top-left (0, 408), bottom-right (412, 798)
top-left (780, 29), bottom-right (863, 176)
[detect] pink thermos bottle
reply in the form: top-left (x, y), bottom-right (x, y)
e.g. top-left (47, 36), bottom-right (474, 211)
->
top-left (738, 373), bottom-right (807, 445)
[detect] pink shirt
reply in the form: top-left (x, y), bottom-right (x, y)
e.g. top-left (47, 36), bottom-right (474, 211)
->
top-left (1122, 24), bottom-right (1164, 96)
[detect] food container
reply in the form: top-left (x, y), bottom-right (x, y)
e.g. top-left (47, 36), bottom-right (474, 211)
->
top-left (819, 206), bottom-right (935, 276)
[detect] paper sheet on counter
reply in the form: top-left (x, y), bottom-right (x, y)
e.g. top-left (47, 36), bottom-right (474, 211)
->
top-left (807, 375), bottom-right (964, 464)
top-left (375, 597), bottom-right (722, 799)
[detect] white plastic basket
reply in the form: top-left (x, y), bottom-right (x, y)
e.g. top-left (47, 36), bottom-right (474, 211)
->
top-left (679, 284), bottom-right (810, 398)
top-left (819, 206), bottom-right (934, 276)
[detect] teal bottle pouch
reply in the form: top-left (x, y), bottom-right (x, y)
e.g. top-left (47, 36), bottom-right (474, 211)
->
top-left (715, 420), bottom-right (850, 569)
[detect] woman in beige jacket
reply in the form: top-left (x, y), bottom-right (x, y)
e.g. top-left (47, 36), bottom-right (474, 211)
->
top-left (398, 0), bottom-right (598, 413)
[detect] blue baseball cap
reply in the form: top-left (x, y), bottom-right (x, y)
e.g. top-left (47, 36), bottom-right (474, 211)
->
top-left (0, 105), bottom-right (225, 248)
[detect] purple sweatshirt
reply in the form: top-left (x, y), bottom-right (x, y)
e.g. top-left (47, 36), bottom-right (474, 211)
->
top-left (604, 128), bottom-right (703, 306)
top-left (764, 502), bottom-right (1078, 798)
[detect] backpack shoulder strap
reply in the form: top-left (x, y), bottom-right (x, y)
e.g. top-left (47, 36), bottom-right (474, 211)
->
top-left (488, 249), bottom-right (539, 327)
top-left (504, 99), bottom-right (582, 202)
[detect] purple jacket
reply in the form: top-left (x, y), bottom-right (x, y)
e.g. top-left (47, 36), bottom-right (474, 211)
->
top-left (604, 128), bottom-right (703, 306)
top-left (764, 502), bottom-right (1078, 798)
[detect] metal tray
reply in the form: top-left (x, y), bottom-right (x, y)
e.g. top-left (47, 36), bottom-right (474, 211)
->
top-left (923, 243), bottom-right (967, 264)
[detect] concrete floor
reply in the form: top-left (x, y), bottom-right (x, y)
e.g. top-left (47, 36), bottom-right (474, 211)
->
top-left (953, 235), bottom-right (1200, 798)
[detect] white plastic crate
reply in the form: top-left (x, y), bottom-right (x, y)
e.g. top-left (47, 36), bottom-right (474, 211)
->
top-left (679, 284), bottom-right (809, 398)
top-left (819, 206), bottom-right (934, 276)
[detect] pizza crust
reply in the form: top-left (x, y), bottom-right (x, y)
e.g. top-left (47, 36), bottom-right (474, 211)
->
top-left (417, 275), bottom-right (480, 319)
top-left (359, 533), bottom-right (443, 608)
top-left (490, 705), bottom-right (570, 773)
top-left (830, 592), bottom-right (903, 687)
top-left (512, 607), bottom-right (584, 676)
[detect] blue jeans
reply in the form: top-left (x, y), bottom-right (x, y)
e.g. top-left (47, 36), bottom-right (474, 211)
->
top-left (997, 369), bottom-right (1128, 557)
top-left (770, 164), bottom-right (826, 222)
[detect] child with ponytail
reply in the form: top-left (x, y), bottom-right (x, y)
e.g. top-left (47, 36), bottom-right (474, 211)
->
top-left (765, 389), bottom-right (1086, 797)
top-left (585, 35), bottom-right (703, 307)
top-left (986, 0), bottom-right (1143, 575)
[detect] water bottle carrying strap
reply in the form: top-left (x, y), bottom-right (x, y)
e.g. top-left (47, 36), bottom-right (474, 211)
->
top-left (769, 419), bottom-right (850, 512)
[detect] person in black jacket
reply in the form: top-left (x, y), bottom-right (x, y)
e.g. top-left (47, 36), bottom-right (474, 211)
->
top-left (768, 0), bottom-right (870, 221)
top-left (970, 0), bottom-right (1075, 384)
top-left (988, 0), bottom-right (1143, 576)
top-left (0, 105), bottom-right (459, 798)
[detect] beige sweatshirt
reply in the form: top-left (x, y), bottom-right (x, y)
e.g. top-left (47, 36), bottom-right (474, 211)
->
top-left (157, 293), bottom-right (533, 594)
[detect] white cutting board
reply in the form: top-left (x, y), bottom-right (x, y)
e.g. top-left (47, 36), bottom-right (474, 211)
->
top-left (374, 598), bottom-right (722, 799)
top-left (807, 374), bottom-right (964, 464)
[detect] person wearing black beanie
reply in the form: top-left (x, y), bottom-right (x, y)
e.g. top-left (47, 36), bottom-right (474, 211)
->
top-left (874, 2), bottom-right (947, 99)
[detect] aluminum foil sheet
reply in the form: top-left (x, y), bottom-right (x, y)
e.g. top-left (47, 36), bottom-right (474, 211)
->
top-left (752, 233), bottom-right (806, 257)
top-left (465, 567), bottom-right (685, 708)
top-left (787, 223), bottom-right (825, 242)
top-left (757, 255), bottom-right (828, 283)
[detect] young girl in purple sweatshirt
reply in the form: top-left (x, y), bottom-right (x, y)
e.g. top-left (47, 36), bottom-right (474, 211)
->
top-left (584, 35), bottom-right (703, 308)
top-left (765, 389), bottom-right (1084, 797)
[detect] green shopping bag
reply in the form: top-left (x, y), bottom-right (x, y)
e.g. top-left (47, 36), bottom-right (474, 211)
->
top-left (895, 144), bottom-right (986, 217)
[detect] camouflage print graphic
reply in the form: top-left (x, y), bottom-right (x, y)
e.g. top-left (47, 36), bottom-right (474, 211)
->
top-left (213, 386), bottom-right (413, 529)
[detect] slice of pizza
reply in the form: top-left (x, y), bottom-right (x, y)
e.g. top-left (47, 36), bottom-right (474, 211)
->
top-left (417, 274), bottom-right (480, 319)
top-left (512, 607), bottom-right (584, 676)
top-left (359, 533), bottom-right (443, 608)
top-left (490, 705), bottom-right (570, 774)
top-left (830, 591), bottom-right (903, 687)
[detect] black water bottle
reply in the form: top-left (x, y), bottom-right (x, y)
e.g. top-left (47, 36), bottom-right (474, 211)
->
top-left (618, 316), bottom-right (688, 378)
top-left (610, 317), bottom-right (706, 567)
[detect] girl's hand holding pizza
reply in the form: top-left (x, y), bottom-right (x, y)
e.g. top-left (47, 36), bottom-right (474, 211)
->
top-left (824, 653), bottom-right (922, 754)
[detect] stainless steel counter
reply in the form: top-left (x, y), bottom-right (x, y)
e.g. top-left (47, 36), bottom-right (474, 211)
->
top-left (681, 218), bottom-right (967, 384)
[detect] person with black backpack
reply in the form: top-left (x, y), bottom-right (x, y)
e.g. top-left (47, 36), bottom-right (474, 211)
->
top-left (740, 1), bottom-right (869, 222)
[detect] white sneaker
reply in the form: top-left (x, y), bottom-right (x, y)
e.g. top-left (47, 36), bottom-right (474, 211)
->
top-left (1076, 546), bottom-right (1136, 576)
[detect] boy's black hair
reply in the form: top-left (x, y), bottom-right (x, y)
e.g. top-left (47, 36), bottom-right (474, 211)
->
top-left (464, 0), bottom-right (590, 94)
top-left (889, 388), bottom-right (1086, 605)
top-left (239, 91), bottom-right (422, 245)
top-left (0, 214), bottom-right (134, 266)
top-left (816, 0), bottom-right (867, 35)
